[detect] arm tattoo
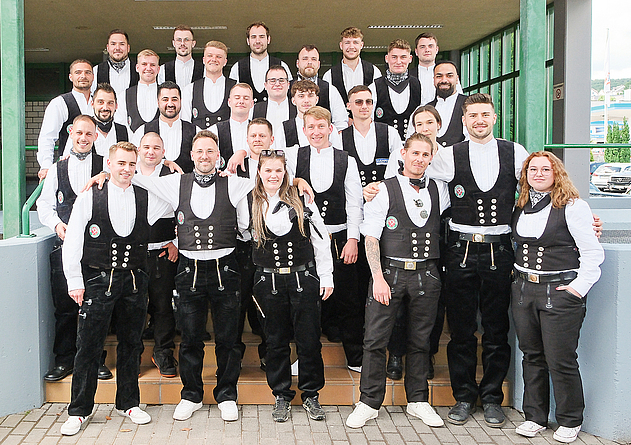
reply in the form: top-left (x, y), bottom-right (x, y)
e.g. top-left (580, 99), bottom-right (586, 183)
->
top-left (365, 236), bottom-right (383, 279)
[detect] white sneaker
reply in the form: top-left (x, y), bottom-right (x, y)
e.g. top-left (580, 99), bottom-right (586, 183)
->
top-left (346, 402), bottom-right (379, 428)
top-left (348, 365), bottom-right (362, 373)
top-left (117, 407), bottom-right (151, 425)
top-left (516, 420), bottom-right (547, 437)
top-left (60, 416), bottom-right (87, 436)
top-left (291, 359), bottom-right (299, 376)
top-left (218, 400), bottom-right (239, 421)
top-left (173, 399), bottom-right (203, 421)
top-left (553, 425), bottom-right (582, 443)
top-left (407, 402), bottom-right (444, 427)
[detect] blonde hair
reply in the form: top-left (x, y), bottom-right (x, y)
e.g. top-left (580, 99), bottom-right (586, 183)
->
top-left (204, 40), bottom-right (228, 55)
top-left (137, 49), bottom-right (159, 63)
top-left (251, 153), bottom-right (307, 247)
top-left (109, 141), bottom-right (138, 158)
top-left (516, 151), bottom-right (579, 209)
top-left (303, 106), bottom-right (331, 126)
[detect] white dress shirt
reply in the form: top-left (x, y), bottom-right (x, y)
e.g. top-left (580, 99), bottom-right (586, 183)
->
top-left (94, 124), bottom-right (129, 158)
top-left (261, 191), bottom-right (334, 288)
top-left (209, 118), bottom-right (250, 156)
top-left (127, 83), bottom-right (158, 126)
top-left (264, 99), bottom-right (291, 137)
top-left (428, 138), bottom-right (530, 235)
top-left (92, 59), bottom-right (134, 125)
top-left (133, 118), bottom-right (203, 161)
top-left (37, 90), bottom-right (93, 169)
top-left (229, 55), bottom-right (293, 94)
top-left (434, 93), bottom-right (470, 140)
top-left (306, 77), bottom-right (348, 131)
top-left (63, 181), bottom-right (172, 291)
top-left (351, 122), bottom-right (402, 168)
top-left (369, 81), bottom-right (413, 139)
top-left (323, 58), bottom-right (382, 95)
top-left (158, 58), bottom-right (196, 88)
top-left (181, 75), bottom-right (227, 122)
top-left (417, 64), bottom-right (436, 106)
top-left (514, 199), bottom-right (604, 297)
top-left (139, 160), bottom-right (177, 251)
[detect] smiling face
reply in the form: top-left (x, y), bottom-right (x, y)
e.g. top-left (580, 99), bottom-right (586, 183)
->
top-left (203, 46), bottom-right (228, 77)
top-left (70, 119), bottom-right (97, 153)
top-left (228, 85), bottom-right (254, 120)
top-left (138, 133), bottom-right (165, 169)
top-left (292, 89), bottom-right (319, 115)
top-left (136, 55), bottom-right (159, 84)
top-left (303, 115), bottom-right (332, 150)
top-left (463, 103), bottom-right (497, 144)
top-left (347, 90), bottom-right (374, 121)
top-left (401, 139), bottom-right (433, 179)
top-left (173, 29), bottom-right (195, 57)
top-left (107, 33), bottom-right (130, 63)
top-left (385, 48), bottom-right (412, 74)
top-left (340, 37), bottom-right (363, 61)
top-left (247, 26), bottom-right (270, 56)
top-left (69, 62), bottom-right (94, 92)
top-left (258, 157), bottom-right (285, 195)
top-left (107, 147), bottom-right (137, 188)
top-left (297, 48), bottom-right (321, 78)
top-left (191, 136), bottom-right (220, 175)
top-left (158, 88), bottom-right (181, 120)
top-left (434, 63), bottom-right (459, 99)
top-left (265, 68), bottom-right (289, 101)
top-left (526, 156), bottom-right (555, 192)
top-left (247, 123), bottom-right (274, 159)
top-left (92, 90), bottom-right (117, 123)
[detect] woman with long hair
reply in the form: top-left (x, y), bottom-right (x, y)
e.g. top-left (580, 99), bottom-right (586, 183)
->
top-left (511, 151), bottom-right (604, 443)
top-left (250, 149), bottom-right (333, 423)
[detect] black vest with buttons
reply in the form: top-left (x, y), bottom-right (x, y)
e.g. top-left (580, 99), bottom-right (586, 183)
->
top-left (96, 60), bottom-right (140, 89)
top-left (148, 165), bottom-right (177, 245)
top-left (144, 118), bottom-right (196, 173)
top-left (82, 183), bottom-right (149, 270)
top-left (330, 59), bottom-right (375, 104)
top-left (448, 140), bottom-right (517, 227)
top-left (175, 173), bottom-right (237, 251)
top-left (341, 123), bottom-right (390, 187)
top-left (251, 202), bottom-right (315, 269)
top-left (125, 85), bottom-right (160, 132)
top-left (374, 76), bottom-right (421, 141)
top-left (237, 55), bottom-right (282, 103)
top-left (58, 93), bottom-right (82, 154)
top-left (295, 146), bottom-right (348, 226)
top-left (511, 202), bottom-right (580, 272)
top-left (56, 151), bottom-right (104, 224)
top-left (380, 177), bottom-right (440, 260)
top-left (163, 59), bottom-right (204, 86)
top-left (191, 77), bottom-right (236, 129)
top-left (428, 93), bottom-right (467, 148)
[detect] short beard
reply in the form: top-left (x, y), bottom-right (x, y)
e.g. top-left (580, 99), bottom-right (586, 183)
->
top-left (436, 84), bottom-right (455, 99)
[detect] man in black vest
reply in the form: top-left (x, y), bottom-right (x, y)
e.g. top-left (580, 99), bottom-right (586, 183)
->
top-left (92, 83), bottom-right (129, 157)
top-left (372, 39), bottom-right (422, 142)
top-left (181, 41), bottom-right (236, 130)
top-left (229, 22), bottom-right (293, 103)
top-left (428, 93), bottom-right (529, 427)
top-left (136, 132), bottom-right (179, 377)
top-left (131, 131), bottom-right (255, 423)
top-left (134, 81), bottom-right (198, 173)
top-left (37, 59), bottom-right (94, 179)
top-left (251, 66), bottom-right (296, 137)
top-left (92, 30), bottom-right (139, 125)
top-left (426, 61), bottom-right (468, 148)
top-left (60, 141), bottom-right (171, 436)
top-left (346, 133), bottom-right (448, 429)
top-left (158, 25), bottom-right (203, 90)
top-left (323, 27), bottom-right (382, 105)
top-left (37, 115), bottom-right (111, 383)
top-left (294, 45), bottom-right (348, 131)
top-left (125, 49), bottom-right (161, 135)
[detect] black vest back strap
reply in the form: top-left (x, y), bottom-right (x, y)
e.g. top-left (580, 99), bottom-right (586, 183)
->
top-left (429, 94), bottom-right (468, 148)
top-left (96, 60), bottom-right (139, 87)
top-left (58, 92), bottom-right (82, 155)
top-left (283, 119), bottom-right (299, 148)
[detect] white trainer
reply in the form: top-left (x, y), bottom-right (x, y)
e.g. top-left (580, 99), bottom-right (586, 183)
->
top-left (553, 425), bottom-right (582, 443)
top-left (515, 420), bottom-right (547, 437)
top-left (218, 400), bottom-right (239, 421)
top-left (117, 406), bottom-right (151, 425)
top-left (348, 365), bottom-right (362, 373)
top-left (346, 402), bottom-right (379, 428)
top-left (60, 416), bottom-right (87, 436)
top-left (173, 399), bottom-right (203, 421)
top-left (407, 402), bottom-right (444, 427)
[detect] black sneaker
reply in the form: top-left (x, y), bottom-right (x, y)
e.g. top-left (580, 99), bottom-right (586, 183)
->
top-left (272, 396), bottom-right (291, 422)
top-left (386, 354), bottom-right (403, 380)
top-left (302, 396), bottom-right (326, 421)
top-left (152, 352), bottom-right (178, 377)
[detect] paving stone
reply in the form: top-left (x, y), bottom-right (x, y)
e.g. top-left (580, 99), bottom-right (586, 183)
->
top-left (12, 421), bottom-right (36, 435)
top-left (418, 432), bottom-right (443, 445)
top-left (24, 409), bottom-right (46, 423)
top-left (22, 427), bottom-right (47, 443)
top-left (346, 432), bottom-right (368, 445)
top-left (361, 425), bottom-right (383, 441)
top-left (0, 428), bottom-right (12, 442)
top-left (312, 432), bottom-right (333, 445)
top-left (2, 435), bottom-right (27, 445)
top-left (2, 415), bottom-right (25, 428)
top-left (398, 425), bottom-right (421, 441)
top-left (382, 432), bottom-right (406, 445)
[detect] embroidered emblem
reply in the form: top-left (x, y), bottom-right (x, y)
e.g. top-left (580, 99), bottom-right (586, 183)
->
top-left (219, 157), bottom-right (226, 169)
top-left (454, 185), bottom-right (465, 198)
top-left (386, 216), bottom-right (398, 230)
top-left (57, 190), bottom-right (64, 204)
top-left (89, 224), bottom-right (100, 238)
top-left (420, 210), bottom-right (429, 219)
top-left (66, 124), bottom-right (73, 134)
top-left (177, 211), bottom-right (185, 225)
top-left (192, 107), bottom-right (198, 119)
top-left (127, 116), bottom-right (132, 126)
top-left (375, 107), bottom-right (384, 119)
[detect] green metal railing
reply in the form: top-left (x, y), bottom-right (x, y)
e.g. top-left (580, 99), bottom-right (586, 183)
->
top-left (18, 178), bottom-right (44, 238)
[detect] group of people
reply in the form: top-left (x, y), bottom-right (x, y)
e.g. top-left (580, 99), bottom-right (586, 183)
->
top-left (35, 21), bottom-right (604, 444)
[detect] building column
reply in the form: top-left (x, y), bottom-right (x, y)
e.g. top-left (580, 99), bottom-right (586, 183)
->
top-left (0, 0), bottom-right (26, 238)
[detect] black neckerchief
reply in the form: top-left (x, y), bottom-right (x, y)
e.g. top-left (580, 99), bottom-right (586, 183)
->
top-left (299, 74), bottom-right (318, 83)
top-left (409, 176), bottom-right (427, 189)
top-left (193, 171), bottom-right (217, 188)
top-left (386, 70), bottom-right (410, 94)
top-left (96, 119), bottom-right (113, 134)
top-left (272, 200), bottom-right (291, 214)
top-left (524, 190), bottom-right (551, 214)
top-left (109, 58), bottom-right (126, 73)
top-left (69, 149), bottom-right (90, 161)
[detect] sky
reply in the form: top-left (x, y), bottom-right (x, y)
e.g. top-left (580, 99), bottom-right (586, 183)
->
top-left (591, 0), bottom-right (631, 79)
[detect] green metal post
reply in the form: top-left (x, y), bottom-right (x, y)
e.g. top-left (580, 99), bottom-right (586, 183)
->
top-left (0, 0), bottom-right (26, 238)
top-left (518, 0), bottom-right (547, 153)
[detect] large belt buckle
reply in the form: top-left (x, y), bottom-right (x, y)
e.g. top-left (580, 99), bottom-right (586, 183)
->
top-left (528, 273), bottom-right (540, 283)
top-left (278, 267), bottom-right (291, 274)
top-left (473, 233), bottom-right (484, 243)
top-left (404, 261), bottom-right (416, 270)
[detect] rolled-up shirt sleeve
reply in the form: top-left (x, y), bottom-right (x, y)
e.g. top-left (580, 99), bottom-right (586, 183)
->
top-left (360, 181), bottom-right (389, 240)
top-left (306, 199), bottom-right (334, 288)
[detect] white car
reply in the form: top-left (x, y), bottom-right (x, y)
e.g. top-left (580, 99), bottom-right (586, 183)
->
top-left (591, 163), bottom-right (631, 191)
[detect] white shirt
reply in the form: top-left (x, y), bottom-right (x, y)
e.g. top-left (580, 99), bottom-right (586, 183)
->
top-left (428, 138), bottom-right (530, 235)
top-left (181, 75), bottom-right (227, 122)
top-left (229, 55), bottom-right (293, 94)
top-left (514, 199), bottom-right (604, 297)
top-left (131, 170), bottom-right (255, 260)
top-left (209, 118), bottom-right (250, 157)
top-left (158, 58), bottom-right (196, 88)
top-left (263, 98), bottom-right (291, 137)
top-left (300, 77), bottom-right (349, 131)
top-left (261, 191), bottom-right (334, 288)
top-left (417, 64), bottom-right (436, 105)
top-left (133, 118), bottom-right (203, 161)
top-left (63, 181), bottom-right (171, 291)
top-left (369, 81), bottom-right (413, 140)
top-left (351, 122), bottom-right (402, 168)
top-left (37, 90), bottom-right (93, 169)
top-left (323, 58), bottom-right (382, 95)
top-left (405, 91), bottom-right (471, 140)
top-left (94, 123), bottom-right (129, 158)
top-left (275, 116), bottom-right (342, 153)
top-left (139, 160), bottom-right (177, 251)
top-left (127, 82), bottom-right (158, 127)
top-left (92, 59), bottom-right (134, 125)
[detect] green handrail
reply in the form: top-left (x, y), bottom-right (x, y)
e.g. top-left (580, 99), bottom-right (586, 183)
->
top-left (18, 179), bottom-right (45, 238)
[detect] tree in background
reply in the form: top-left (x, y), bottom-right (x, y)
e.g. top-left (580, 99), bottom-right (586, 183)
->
top-left (605, 117), bottom-right (631, 162)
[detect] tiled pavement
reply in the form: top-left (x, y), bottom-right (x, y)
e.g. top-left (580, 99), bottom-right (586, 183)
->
top-left (0, 404), bottom-right (623, 445)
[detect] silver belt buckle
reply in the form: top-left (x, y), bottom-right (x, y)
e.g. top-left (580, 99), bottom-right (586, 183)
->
top-left (528, 273), bottom-right (540, 283)
top-left (278, 267), bottom-right (291, 274)
top-left (473, 233), bottom-right (484, 243)
top-left (404, 261), bottom-right (416, 270)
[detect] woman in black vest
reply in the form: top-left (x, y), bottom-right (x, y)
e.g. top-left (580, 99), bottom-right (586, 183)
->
top-left (511, 151), bottom-right (604, 443)
top-left (250, 150), bottom-right (334, 423)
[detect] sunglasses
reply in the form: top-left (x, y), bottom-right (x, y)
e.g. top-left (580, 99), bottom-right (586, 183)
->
top-left (260, 149), bottom-right (285, 157)
top-left (353, 99), bottom-right (374, 106)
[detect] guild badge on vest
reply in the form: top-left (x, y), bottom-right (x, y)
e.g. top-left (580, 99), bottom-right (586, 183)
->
top-left (88, 224), bottom-right (101, 238)
top-left (386, 216), bottom-right (398, 230)
top-left (66, 124), bottom-right (73, 134)
top-left (454, 185), bottom-right (465, 198)
top-left (127, 116), bottom-right (132, 127)
top-left (420, 210), bottom-right (429, 219)
top-left (219, 157), bottom-right (226, 170)
top-left (177, 211), bottom-right (185, 225)
top-left (192, 107), bottom-right (198, 119)
top-left (57, 190), bottom-right (64, 204)
top-left (375, 107), bottom-right (384, 119)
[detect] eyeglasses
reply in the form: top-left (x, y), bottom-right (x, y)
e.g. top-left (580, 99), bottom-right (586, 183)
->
top-left (174, 38), bottom-right (193, 43)
top-left (260, 149), bottom-right (285, 157)
top-left (353, 99), bottom-right (374, 106)
top-left (266, 78), bottom-right (288, 85)
top-left (527, 167), bottom-right (553, 176)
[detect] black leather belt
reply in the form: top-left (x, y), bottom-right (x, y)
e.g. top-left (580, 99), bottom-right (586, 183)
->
top-left (516, 270), bottom-right (577, 284)
top-left (454, 231), bottom-right (510, 244)
top-left (385, 258), bottom-right (436, 271)
top-left (259, 261), bottom-right (315, 275)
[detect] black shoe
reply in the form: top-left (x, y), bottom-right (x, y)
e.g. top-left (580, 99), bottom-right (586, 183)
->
top-left (447, 401), bottom-right (476, 425)
top-left (302, 396), bottom-right (326, 421)
top-left (427, 355), bottom-right (435, 380)
top-left (386, 354), bottom-right (403, 380)
top-left (272, 396), bottom-right (291, 422)
top-left (142, 324), bottom-right (154, 340)
top-left (152, 351), bottom-right (178, 377)
top-left (98, 350), bottom-right (113, 380)
top-left (44, 365), bottom-right (73, 382)
top-left (483, 403), bottom-right (506, 428)
top-left (202, 331), bottom-right (212, 341)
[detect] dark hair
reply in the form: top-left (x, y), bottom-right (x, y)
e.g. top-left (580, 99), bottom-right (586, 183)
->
top-left (411, 105), bottom-right (442, 127)
top-left (174, 24), bottom-right (194, 40)
top-left (434, 60), bottom-right (459, 76)
top-left (463, 93), bottom-right (494, 114)
top-left (265, 65), bottom-right (288, 81)
top-left (348, 85), bottom-right (371, 99)
top-left (93, 83), bottom-right (117, 101)
top-left (248, 118), bottom-right (273, 134)
top-left (291, 80), bottom-right (319, 97)
top-left (108, 29), bottom-right (130, 45)
top-left (247, 22), bottom-right (270, 38)
top-left (414, 32), bottom-right (438, 48)
top-left (298, 44), bottom-right (319, 54)
top-left (157, 81), bottom-right (181, 98)
top-left (192, 129), bottom-right (219, 146)
top-left (69, 59), bottom-right (93, 71)
top-left (404, 132), bottom-right (433, 150)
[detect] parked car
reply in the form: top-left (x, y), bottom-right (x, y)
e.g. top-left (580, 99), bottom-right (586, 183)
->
top-left (608, 169), bottom-right (631, 192)
top-left (591, 163), bottom-right (631, 191)
top-left (590, 161), bottom-right (606, 176)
